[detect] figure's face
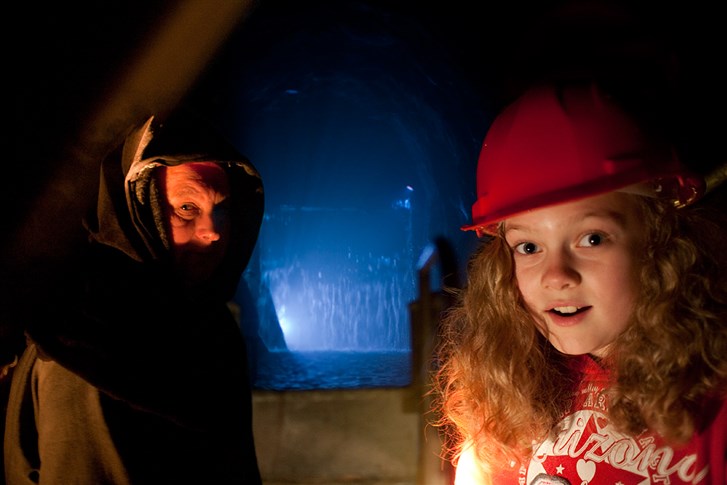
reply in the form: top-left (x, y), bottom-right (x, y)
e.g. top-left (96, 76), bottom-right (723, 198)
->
top-left (504, 192), bottom-right (643, 357)
top-left (162, 162), bottom-right (230, 285)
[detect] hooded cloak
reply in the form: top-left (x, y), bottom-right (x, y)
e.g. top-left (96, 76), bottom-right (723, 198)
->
top-left (5, 112), bottom-right (264, 484)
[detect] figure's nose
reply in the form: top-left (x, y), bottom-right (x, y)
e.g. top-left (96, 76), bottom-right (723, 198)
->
top-left (195, 214), bottom-right (222, 244)
top-left (541, 248), bottom-right (580, 290)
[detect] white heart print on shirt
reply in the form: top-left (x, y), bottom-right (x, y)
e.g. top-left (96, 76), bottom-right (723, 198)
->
top-left (576, 459), bottom-right (596, 484)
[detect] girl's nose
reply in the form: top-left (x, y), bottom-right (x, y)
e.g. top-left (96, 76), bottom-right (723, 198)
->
top-left (541, 249), bottom-right (580, 290)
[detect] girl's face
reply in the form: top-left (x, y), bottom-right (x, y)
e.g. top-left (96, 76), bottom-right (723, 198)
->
top-left (504, 191), bottom-right (644, 357)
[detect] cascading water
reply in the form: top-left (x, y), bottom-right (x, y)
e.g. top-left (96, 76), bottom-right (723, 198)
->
top-left (258, 198), bottom-right (414, 352)
top-left (234, 193), bottom-right (418, 390)
top-left (263, 262), bottom-right (411, 351)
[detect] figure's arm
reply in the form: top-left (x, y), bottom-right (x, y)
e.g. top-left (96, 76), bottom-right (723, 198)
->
top-left (25, 244), bottom-right (252, 433)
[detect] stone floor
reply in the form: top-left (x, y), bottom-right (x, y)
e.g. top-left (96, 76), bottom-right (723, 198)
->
top-left (252, 387), bottom-right (452, 484)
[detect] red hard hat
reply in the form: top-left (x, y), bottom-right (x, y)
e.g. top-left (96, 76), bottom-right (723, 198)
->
top-left (463, 82), bottom-right (705, 236)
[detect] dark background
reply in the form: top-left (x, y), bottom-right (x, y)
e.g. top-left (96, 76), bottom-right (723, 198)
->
top-left (8, 0), bottom-right (727, 270)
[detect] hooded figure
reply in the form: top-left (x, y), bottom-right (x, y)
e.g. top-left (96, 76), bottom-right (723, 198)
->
top-left (4, 112), bottom-right (264, 484)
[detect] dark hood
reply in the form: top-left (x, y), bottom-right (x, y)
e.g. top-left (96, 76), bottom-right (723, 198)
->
top-left (20, 113), bottom-right (265, 436)
top-left (86, 113), bottom-right (264, 300)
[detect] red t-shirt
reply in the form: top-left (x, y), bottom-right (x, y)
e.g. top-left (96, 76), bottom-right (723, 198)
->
top-left (478, 355), bottom-right (727, 484)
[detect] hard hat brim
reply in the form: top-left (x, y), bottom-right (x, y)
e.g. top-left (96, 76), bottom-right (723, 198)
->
top-left (462, 169), bottom-right (705, 237)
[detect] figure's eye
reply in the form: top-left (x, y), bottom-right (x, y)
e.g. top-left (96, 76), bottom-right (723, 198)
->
top-left (513, 241), bottom-right (540, 255)
top-left (176, 203), bottom-right (200, 220)
top-left (577, 232), bottom-right (605, 247)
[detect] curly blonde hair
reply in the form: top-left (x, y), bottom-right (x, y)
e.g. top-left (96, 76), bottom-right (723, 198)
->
top-left (431, 195), bottom-right (727, 471)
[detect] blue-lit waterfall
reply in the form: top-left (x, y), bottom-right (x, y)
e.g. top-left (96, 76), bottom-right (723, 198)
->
top-left (258, 197), bottom-right (414, 351)
top-left (263, 255), bottom-right (412, 351)
top-left (234, 195), bottom-right (418, 389)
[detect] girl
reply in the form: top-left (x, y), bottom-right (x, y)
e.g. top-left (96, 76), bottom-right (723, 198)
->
top-left (433, 81), bottom-right (727, 484)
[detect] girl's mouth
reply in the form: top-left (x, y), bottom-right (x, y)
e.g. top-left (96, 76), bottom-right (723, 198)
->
top-left (546, 305), bottom-right (592, 327)
top-left (549, 306), bottom-right (590, 316)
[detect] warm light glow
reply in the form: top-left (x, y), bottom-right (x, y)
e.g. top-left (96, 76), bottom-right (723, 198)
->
top-left (454, 443), bottom-right (486, 485)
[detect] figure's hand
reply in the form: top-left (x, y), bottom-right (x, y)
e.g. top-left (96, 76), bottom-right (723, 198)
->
top-left (0, 354), bottom-right (18, 381)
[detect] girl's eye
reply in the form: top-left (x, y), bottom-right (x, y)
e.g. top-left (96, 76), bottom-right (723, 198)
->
top-left (578, 232), bottom-right (604, 247)
top-left (513, 241), bottom-right (540, 255)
